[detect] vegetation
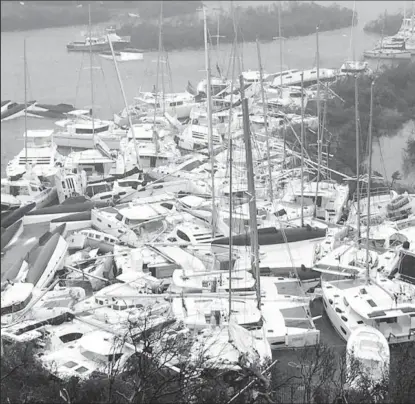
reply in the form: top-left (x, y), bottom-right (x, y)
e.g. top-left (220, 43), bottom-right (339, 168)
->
top-left (0, 1), bottom-right (202, 32)
top-left (364, 12), bottom-right (404, 36)
top-left (2, 333), bottom-right (414, 404)
top-left (0, 2), bottom-right (111, 32)
top-left (302, 61), bottom-right (415, 177)
top-left (403, 136), bottom-right (415, 181)
top-left (120, 2), bottom-right (356, 51)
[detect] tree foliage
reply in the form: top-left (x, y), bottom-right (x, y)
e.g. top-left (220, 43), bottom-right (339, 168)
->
top-left (308, 62), bottom-right (415, 176)
top-left (122, 2), bottom-right (356, 51)
top-left (364, 12), bottom-right (404, 36)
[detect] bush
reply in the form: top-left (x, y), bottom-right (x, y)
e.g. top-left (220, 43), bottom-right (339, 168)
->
top-left (364, 12), bottom-right (404, 36)
top-left (124, 2), bottom-right (356, 51)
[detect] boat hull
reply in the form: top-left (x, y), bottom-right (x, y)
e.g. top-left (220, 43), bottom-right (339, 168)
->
top-left (53, 133), bottom-right (122, 150)
top-left (0, 219), bottom-right (23, 251)
top-left (363, 50), bottom-right (411, 59)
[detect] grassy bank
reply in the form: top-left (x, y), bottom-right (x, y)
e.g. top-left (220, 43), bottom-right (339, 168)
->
top-left (119, 2), bottom-right (356, 51)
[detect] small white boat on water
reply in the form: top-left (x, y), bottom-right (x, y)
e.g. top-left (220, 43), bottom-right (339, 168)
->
top-left (99, 48), bottom-right (144, 62)
top-left (346, 326), bottom-right (390, 390)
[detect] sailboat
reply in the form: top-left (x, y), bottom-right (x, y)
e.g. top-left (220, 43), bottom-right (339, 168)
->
top-left (1, 40), bottom-right (57, 210)
top-left (321, 82), bottom-right (415, 344)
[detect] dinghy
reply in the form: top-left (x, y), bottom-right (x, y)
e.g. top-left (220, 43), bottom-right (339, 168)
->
top-left (346, 326), bottom-right (390, 390)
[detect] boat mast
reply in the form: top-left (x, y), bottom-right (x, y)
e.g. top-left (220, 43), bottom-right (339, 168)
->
top-left (351, 1), bottom-right (356, 61)
top-left (240, 74), bottom-right (261, 310)
top-left (256, 39), bottom-right (273, 203)
top-left (228, 39), bottom-right (237, 337)
top-left (365, 81), bottom-right (374, 283)
top-left (278, 2), bottom-right (283, 88)
top-left (203, 6), bottom-right (217, 238)
top-left (154, 1), bottom-right (164, 117)
top-left (23, 38), bottom-right (28, 173)
top-left (108, 40), bottom-right (140, 169)
top-left (300, 72), bottom-right (305, 227)
top-left (313, 26), bottom-right (322, 219)
top-left (88, 4), bottom-right (95, 136)
top-left (355, 75), bottom-right (361, 244)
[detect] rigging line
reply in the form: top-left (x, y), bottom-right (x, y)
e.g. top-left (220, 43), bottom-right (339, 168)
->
top-left (74, 52), bottom-right (86, 108)
top-left (96, 54), bottom-right (115, 115)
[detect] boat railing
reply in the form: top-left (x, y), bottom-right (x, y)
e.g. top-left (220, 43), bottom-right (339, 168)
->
top-left (352, 186), bottom-right (391, 202)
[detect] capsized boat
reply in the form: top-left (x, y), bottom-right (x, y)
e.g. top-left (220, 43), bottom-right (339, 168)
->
top-left (1, 100), bottom-right (36, 122)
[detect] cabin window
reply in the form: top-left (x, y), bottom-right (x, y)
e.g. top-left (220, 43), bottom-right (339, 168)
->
top-left (108, 224), bottom-right (112, 228)
top-left (177, 230), bottom-right (191, 242)
top-left (63, 361), bottom-right (78, 369)
top-left (75, 366), bottom-right (89, 374)
top-left (343, 297), bottom-right (349, 307)
top-left (341, 316), bottom-right (348, 322)
top-left (377, 317), bottom-right (397, 324)
top-left (160, 202), bottom-right (173, 210)
top-left (340, 326), bottom-right (347, 335)
top-left (100, 195), bottom-right (112, 200)
top-left (357, 320), bottom-right (364, 324)
top-left (115, 213), bottom-right (123, 222)
top-left (104, 237), bottom-right (109, 242)
top-left (59, 333), bottom-right (83, 343)
top-left (31, 186), bottom-right (39, 192)
top-left (61, 181), bottom-right (66, 189)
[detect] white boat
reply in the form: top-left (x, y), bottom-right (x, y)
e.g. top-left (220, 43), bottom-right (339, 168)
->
top-left (1, 175), bottom-right (57, 210)
top-left (99, 48), bottom-right (144, 62)
top-left (270, 68), bottom-right (338, 88)
top-left (188, 319), bottom-right (271, 371)
top-left (363, 48), bottom-right (411, 60)
top-left (6, 130), bottom-right (65, 181)
top-left (346, 326), bottom-right (390, 390)
top-left (339, 60), bottom-right (372, 76)
top-left (321, 274), bottom-right (415, 344)
top-left (53, 113), bottom-right (127, 150)
top-left (39, 329), bottom-right (135, 380)
top-left (177, 123), bottom-right (223, 151)
top-left (116, 91), bottom-right (197, 124)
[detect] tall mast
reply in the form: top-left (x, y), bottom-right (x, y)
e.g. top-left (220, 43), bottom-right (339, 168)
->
top-left (154, 1), bottom-right (164, 117)
top-left (228, 39), bottom-right (237, 333)
top-left (355, 75), bottom-right (361, 244)
top-left (256, 39), bottom-right (273, 202)
top-left (88, 4), bottom-right (95, 136)
top-left (365, 81), bottom-right (374, 283)
top-left (23, 38), bottom-right (28, 172)
top-left (203, 6), bottom-right (217, 238)
top-left (278, 2), bottom-right (283, 87)
top-left (108, 39), bottom-right (140, 169)
top-left (351, 1), bottom-right (356, 61)
top-left (313, 26), bottom-right (321, 219)
top-left (240, 74), bottom-right (261, 310)
top-left (300, 72), bottom-right (305, 228)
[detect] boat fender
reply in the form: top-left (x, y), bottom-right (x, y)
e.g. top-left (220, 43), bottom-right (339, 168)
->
top-left (403, 241), bottom-right (410, 250)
